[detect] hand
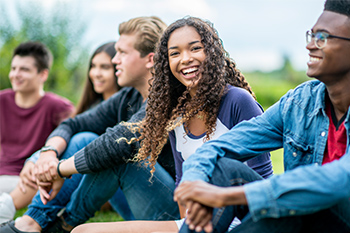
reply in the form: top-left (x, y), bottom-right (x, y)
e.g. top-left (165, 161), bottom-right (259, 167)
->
top-left (185, 200), bottom-right (213, 233)
top-left (37, 177), bottom-right (65, 204)
top-left (34, 151), bottom-right (59, 182)
top-left (174, 181), bottom-right (227, 208)
top-left (18, 161), bottom-right (37, 193)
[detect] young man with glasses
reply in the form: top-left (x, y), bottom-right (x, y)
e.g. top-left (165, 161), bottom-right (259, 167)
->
top-left (175, 0), bottom-right (350, 232)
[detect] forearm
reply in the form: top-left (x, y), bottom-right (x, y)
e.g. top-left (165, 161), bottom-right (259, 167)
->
top-left (57, 156), bottom-right (78, 177)
top-left (220, 186), bottom-right (247, 207)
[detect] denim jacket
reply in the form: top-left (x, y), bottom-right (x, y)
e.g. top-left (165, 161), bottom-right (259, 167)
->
top-left (181, 80), bottom-right (350, 221)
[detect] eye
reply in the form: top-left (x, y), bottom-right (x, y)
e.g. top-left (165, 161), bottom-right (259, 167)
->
top-left (192, 46), bottom-right (203, 51)
top-left (169, 51), bottom-right (179, 57)
top-left (315, 32), bottom-right (327, 41)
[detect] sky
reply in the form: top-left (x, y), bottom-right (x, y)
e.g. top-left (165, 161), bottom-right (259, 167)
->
top-left (1, 0), bottom-right (325, 72)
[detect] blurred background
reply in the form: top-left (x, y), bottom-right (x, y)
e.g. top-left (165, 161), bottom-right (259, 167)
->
top-left (0, 0), bottom-right (325, 174)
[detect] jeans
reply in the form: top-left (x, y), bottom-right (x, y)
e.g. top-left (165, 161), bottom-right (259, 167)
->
top-left (179, 157), bottom-right (350, 233)
top-left (63, 158), bottom-right (179, 226)
top-left (25, 132), bottom-right (133, 229)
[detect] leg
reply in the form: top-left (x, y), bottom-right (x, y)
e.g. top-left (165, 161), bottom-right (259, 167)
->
top-left (19, 132), bottom-right (98, 231)
top-left (72, 221), bottom-right (178, 233)
top-left (63, 161), bottom-right (179, 226)
top-left (179, 157), bottom-right (263, 233)
top-left (109, 188), bottom-right (135, 220)
top-left (0, 175), bottom-right (19, 193)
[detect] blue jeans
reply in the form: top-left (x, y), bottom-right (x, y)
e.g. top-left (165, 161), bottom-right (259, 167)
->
top-left (179, 157), bottom-right (350, 233)
top-left (62, 158), bottom-right (179, 226)
top-left (25, 132), bottom-right (133, 229)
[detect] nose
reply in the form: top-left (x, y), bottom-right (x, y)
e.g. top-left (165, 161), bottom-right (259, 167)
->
top-left (306, 38), bottom-right (317, 51)
top-left (181, 51), bottom-right (193, 64)
top-left (112, 53), bottom-right (120, 65)
top-left (91, 67), bottom-right (102, 77)
top-left (9, 68), bottom-right (19, 78)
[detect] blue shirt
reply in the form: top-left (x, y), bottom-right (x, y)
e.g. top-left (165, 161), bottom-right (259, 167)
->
top-left (169, 85), bottom-right (273, 185)
top-left (181, 80), bottom-right (350, 221)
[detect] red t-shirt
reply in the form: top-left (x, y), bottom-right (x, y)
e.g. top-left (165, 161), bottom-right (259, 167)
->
top-left (0, 89), bottom-right (74, 175)
top-left (322, 98), bottom-right (347, 165)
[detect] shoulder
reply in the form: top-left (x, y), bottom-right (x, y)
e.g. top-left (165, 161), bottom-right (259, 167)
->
top-left (281, 80), bottom-right (324, 105)
top-left (0, 89), bottom-right (15, 97)
top-left (42, 92), bottom-right (74, 112)
top-left (108, 87), bottom-right (141, 103)
top-left (221, 85), bottom-right (261, 110)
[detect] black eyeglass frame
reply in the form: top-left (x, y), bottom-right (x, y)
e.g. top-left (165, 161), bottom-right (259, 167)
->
top-left (306, 30), bottom-right (350, 49)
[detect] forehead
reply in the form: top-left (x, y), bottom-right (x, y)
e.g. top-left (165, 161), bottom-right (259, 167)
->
top-left (115, 34), bottom-right (138, 51)
top-left (313, 11), bottom-right (350, 35)
top-left (168, 26), bottom-right (201, 47)
top-left (92, 52), bottom-right (111, 63)
top-left (11, 55), bottom-right (37, 69)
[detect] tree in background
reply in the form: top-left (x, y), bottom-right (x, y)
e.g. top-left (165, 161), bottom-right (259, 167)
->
top-left (0, 0), bottom-right (90, 103)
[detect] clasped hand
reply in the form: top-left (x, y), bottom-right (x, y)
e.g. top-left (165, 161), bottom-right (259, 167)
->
top-left (33, 152), bottom-right (65, 204)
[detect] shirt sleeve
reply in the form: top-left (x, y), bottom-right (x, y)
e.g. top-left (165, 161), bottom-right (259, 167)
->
top-left (47, 89), bottom-right (130, 146)
top-left (74, 103), bottom-right (146, 173)
top-left (244, 147), bottom-right (350, 221)
top-left (180, 98), bottom-right (285, 183)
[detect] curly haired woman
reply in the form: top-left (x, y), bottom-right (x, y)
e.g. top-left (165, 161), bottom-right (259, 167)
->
top-left (72, 17), bottom-right (273, 233)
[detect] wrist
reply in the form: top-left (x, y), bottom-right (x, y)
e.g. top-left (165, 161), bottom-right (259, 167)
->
top-left (40, 145), bottom-right (59, 157)
top-left (57, 160), bottom-right (72, 179)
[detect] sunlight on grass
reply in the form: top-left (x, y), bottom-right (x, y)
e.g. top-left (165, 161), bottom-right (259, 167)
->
top-left (271, 148), bottom-right (284, 174)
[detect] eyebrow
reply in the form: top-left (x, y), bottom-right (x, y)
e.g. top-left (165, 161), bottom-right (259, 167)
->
top-left (168, 40), bottom-right (201, 50)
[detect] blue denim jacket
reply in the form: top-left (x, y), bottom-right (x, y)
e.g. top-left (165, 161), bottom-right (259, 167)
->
top-left (181, 80), bottom-right (350, 221)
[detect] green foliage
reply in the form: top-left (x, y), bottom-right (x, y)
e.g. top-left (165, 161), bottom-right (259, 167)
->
top-left (245, 55), bottom-right (309, 110)
top-left (0, 0), bottom-right (90, 103)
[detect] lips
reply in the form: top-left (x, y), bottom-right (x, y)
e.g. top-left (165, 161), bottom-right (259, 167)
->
top-left (307, 54), bottom-right (322, 66)
top-left (181, 66), bottom-right (199, 78)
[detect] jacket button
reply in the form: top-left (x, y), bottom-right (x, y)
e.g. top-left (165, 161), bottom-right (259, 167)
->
top-left (321, 132), bottom-right (326, 136)
top-left (293, 152), bottom-right (297, 157)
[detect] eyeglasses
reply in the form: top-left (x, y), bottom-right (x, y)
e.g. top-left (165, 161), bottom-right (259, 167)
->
top-left (306, 30), bottom-right (350, 49)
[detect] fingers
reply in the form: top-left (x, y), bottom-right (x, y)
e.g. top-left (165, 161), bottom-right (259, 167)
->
top-left (186, 202), bottom-right (213, 232)
top-left (34, 160), bottom-right (59, 182)
top-left (38, 186), bottom-right (51, 205)
top-left (18, 179), bottom-right (27, 193)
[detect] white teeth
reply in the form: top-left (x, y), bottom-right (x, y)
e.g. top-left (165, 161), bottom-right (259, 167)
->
top-left (310, 57), bottom-right (321, 62)
top-left (182, 67), bottom-right (198, 74)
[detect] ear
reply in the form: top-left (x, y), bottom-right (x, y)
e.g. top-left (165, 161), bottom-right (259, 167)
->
top-left (145, 52), bottom-right (155, 69)
top-left (39, 69), bottom-right (49, 83)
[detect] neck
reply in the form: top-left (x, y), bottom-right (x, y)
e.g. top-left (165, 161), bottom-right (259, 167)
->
top-left (325, 77), bottom-right (350, 121)
top-left (15, 89), bottom-right (45, 108)
top-left (135, 75), bottom-right (152, 102)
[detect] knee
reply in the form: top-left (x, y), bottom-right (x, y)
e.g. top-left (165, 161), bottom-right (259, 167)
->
top-left (71, 224), bottom-right (89, 233)
top-left (70, 132), bottom-right (98, 145)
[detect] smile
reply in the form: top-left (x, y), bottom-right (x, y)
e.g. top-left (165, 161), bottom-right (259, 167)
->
top-left (309, 57), bottom-right (321, 62)
top-left (181, 67), bottom-right (198, 76)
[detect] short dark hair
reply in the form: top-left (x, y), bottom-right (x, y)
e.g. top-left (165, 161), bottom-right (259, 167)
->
top-left (324, 0), bottom-right (350, 17)
top-left (13, 41), bottom-right (53, 72)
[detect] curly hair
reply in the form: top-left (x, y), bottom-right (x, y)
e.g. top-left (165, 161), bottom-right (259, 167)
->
top-left (133, 17), bottom-right (255, 176)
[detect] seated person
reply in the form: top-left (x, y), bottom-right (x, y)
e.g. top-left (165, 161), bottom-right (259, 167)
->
top-left (175, 1), bottom-right (350, 232)
top-left (0, 41), bottom-right (74, 222)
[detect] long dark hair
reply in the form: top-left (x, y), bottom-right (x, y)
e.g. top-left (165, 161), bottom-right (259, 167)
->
top-left (75, 42), bottom-right (120, 115)
top-left (133, 17), bottom-right (255, 175)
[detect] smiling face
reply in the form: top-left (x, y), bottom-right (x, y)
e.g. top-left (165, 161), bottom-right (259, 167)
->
top-left (111, 33), bottom-right (151, 90)
top-left (89, 52), bottom-right (118, 100)
top-left (306, 11), bottom-right (350, 84)
top-left (9, 55), bottom-right (46, 94)
top-left (167, 26), bottom-right (206, 96)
